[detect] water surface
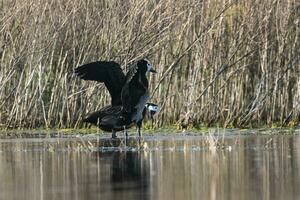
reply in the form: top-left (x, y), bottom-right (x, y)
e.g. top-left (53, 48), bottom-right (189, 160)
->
top-left (0, 129), bottom-right (300, 200)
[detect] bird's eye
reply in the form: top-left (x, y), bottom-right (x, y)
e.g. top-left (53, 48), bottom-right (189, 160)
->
top-left (147, 63), bottom-right (152, 71)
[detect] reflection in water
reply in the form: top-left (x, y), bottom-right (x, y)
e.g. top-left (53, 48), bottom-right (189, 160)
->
top-left (96, 151), bottom-right (149, 199)
top-left (0, 134), bottom-right (300, 200)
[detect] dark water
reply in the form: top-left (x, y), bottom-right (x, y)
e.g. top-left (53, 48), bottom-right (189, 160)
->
top-left (0, 130), bottom-right (300, 200)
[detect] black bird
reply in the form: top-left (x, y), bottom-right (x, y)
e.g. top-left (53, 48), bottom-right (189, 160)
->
top-left (82, 105), bottom-right (129, 137)
top-left (75, 59), bottom-right (156, 138)
top-left (136, 103), bottom-right (159, 136)
top-left (84, 102), bottom-right (159, 137)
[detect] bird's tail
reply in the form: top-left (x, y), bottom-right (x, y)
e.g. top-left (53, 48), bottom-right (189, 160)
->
top-left (83, 111), bottom-right (103, 125)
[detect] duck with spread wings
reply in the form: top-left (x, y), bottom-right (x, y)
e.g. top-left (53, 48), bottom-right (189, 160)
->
top-left (75, 59), bottom-right (156, 138)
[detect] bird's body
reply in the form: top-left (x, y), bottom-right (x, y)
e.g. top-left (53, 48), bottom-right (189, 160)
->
top-left (84, 103), bottom-right (159, 137)
top-left (131, 92), bottom-right (150, 123)
top-left (82, 106), bottom-right (126, 132)
top-left (75, 59), bottom-right (156, 138)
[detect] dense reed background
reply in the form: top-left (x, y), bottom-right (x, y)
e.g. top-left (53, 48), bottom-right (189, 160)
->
top-left (0, 0), bottom-right (299, 129)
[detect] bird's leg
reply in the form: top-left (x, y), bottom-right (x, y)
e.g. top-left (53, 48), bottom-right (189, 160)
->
top-left (112, 130), bottom-right (117, 138)
top-left (137, 121), bottom-right (142, 138)
top-left (151, 116), bottom-right (154, 129)
top-left (123, 125), bottom-right (128, 138)
top-left (138, 126), bottom-right (141, 137)
top-left (122, 125), bottom-right (128, 147)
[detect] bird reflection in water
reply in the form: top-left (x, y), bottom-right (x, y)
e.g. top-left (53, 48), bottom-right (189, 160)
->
top-left (95, 150), bottom-right (150, 199)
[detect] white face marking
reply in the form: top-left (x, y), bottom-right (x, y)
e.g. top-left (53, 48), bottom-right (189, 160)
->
top-left (147, 63), bottom-right (152, 71)
top-left (144, 59), bottom-right (152, 72)
top-left (147, 105), bottom-right (159, 114)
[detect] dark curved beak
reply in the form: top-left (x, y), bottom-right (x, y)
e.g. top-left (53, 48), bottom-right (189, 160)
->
top-left (150, 68), bottom-right (157, 73)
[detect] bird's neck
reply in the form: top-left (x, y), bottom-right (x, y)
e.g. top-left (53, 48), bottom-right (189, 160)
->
top-left (131, 72), bottom-right (148, 90)
top-left (138, 73), bottom-right (149, 90)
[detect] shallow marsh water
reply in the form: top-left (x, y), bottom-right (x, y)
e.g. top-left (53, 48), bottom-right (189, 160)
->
top-left (0, 129), bottom-right (300, 200)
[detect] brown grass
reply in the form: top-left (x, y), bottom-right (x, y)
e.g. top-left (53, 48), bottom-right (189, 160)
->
top-left (0, 0), bottom-right (299, 129)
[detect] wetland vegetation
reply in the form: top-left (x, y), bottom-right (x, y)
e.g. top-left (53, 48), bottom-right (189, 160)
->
top-left (0, 0), bottom-right (299, 130)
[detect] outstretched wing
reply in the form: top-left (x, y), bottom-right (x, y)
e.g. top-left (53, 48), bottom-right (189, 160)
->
top-left (121, 62), bottom-right (139, 112)
top-left (121, 83), bottom-right (131, 112)
top-left (75, 61), bottom-right (126, 106)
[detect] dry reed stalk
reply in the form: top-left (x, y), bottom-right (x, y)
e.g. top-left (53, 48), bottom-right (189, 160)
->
top-left (0, 0), bottom-right (299, 129)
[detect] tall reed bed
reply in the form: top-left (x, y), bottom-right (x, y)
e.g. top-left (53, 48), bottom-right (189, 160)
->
top-left (0, 0), bottom-right (299, 128)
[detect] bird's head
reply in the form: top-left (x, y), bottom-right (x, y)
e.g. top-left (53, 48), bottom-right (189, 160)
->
top-left (137, 59), bottom-right (157, 74)
top-left (145, 103), bottom-right (159, 116)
